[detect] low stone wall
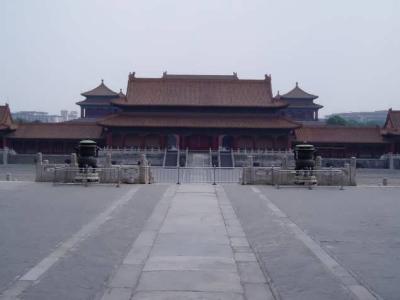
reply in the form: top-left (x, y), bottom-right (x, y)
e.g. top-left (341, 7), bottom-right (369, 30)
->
top-left (6, 153), bottom-right (70, 164)
top-left (322, 158), bottom-right (388, 169)
top-left (242, 167), bottom-right (355, 186)
top-left (241, 157), bottom-right (357, 186)
top-left (35, 153), bottom-right (151, 184)
top-left (234, 152), bottom-right (293, 167)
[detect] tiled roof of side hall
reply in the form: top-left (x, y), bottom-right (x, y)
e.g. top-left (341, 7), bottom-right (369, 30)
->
top-left (295, 126), bottom-right (386, 144)
top-left (0, 104), bottom-right (16, 130)
top-left (8, 123), bottom-right (103, 139)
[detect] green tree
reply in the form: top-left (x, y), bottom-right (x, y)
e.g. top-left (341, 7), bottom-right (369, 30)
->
top-left (326, 115), bottom-right (347, 126)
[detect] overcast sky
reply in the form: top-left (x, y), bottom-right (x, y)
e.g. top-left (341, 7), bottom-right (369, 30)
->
top-left (1, 0), bottom-right (399, 116)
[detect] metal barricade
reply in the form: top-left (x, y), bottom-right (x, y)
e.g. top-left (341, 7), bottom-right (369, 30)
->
top-left (150, 167), bottom-right (179, 183)
top-left (150, 166), bottom-right (241, 184)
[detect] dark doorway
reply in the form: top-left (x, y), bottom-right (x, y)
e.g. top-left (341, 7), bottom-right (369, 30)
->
top-left (167, 134), bottom-right (178, 150)
top-left (221, 135), bottom-right (234, 150)
top-left (187, 135), bottom-right (212, 150)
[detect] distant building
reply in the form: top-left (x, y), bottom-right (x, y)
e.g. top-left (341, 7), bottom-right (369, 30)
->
top-left (60, 110), bottom-right (68, 122)
top-left (2, 72), bottom-right (400, 158)
top-left (76, 80), bottom-right (123, 118)
top-left (60, 110), bottom-right (78, 121)
top-left (325, 110), bottom-right (387, 125)
top-left (12, 111), bottom-right (62, 123)
top-left (382, 109), bottom-right (400, 153)
top-left (277, 83), bottom-right (323, 121)
top-left (68, 110), bottom-right (78, 120)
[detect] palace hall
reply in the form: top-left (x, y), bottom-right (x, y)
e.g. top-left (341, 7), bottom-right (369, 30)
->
top-left (1, 72), bottom-right (399, 158)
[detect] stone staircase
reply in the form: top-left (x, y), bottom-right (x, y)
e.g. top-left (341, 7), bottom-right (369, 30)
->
top-left (186, 152), bottom-right (211, 167)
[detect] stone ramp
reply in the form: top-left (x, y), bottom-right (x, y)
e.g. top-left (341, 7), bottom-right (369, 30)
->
top-left (187, 152), bottom-right (210, 167)
top-left (101, 184), bottom-right (273, 300)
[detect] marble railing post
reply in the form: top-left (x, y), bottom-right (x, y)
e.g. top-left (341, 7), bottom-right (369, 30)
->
top-left (35, 152), bottom-right (43, 182)
top-left (70, 153), bottom-right (78, 167)
top-left (349, 157), bottom-right (357, 186)
top-left (138, 154), bottom-right (150, 184)
top-left (388, 153), bottom-right (394, 170)
top-left (2, 147), bottom-right (8, 165)
top-left (315, 156), bottom-right (322, 170)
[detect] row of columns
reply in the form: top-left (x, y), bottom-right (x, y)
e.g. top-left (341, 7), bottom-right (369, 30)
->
top-left (107, 133), bottom-right (291, 150)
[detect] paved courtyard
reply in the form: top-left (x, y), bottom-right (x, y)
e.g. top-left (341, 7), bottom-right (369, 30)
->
top-left (0, 179), bottom-right (399, 299)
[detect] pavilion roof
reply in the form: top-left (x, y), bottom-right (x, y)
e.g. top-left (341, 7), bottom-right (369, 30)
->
top-left (0, 104), bottom-right (16, 131)
top-left (280, 82), bottom-right (318, 100)
top-left (81, 80), bottom-right (119, 97)
top-left (112, 73), bottom-right (287, 108)
top-left (295, 126), bottom-right (386, 144)
top-left (8, 123), bottom-right (103, 139)
top-left (98, 112), bottom-right (300, 129)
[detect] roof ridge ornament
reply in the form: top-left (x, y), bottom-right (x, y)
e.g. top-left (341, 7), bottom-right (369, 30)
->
top-left (296, 82), bottom-right (299, 87)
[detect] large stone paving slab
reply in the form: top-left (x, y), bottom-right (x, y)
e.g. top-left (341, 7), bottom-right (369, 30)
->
top-left (137, 270), bottom-right (242, 293)
top-left (101, 184), bottom-right (273, 300)
top-left (132, 291), bottom-right (244, 300)
top-left (135, 184), bottom-right (244, 295)
top-left (143, 256), bottom-right (237, 272)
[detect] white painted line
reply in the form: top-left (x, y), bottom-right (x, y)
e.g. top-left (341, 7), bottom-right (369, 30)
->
top-left (251, 186), bottom-right (381, 300)
top-left (0, 186), bottom-right (140, 300)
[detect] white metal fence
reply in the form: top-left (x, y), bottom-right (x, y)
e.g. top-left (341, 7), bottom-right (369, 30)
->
top-left (150, 167), bottom-right (241, 184)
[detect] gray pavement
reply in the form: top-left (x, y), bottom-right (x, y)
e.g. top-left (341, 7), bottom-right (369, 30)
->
top-left (0, 182), bottom-right (168, 300)
top-left (1, 180), bottom-right (399, 300)
top-left (102, 184), bottom-right (273, 300)
top-left (224, 184), bottom-right (400, 300)
top-left (357, 169), bottom-right (400, 186)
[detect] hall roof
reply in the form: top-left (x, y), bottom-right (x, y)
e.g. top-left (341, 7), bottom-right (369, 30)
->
top-left (81, 80), bottom-right (119, 97)
top-left (112, 73), bottom-right (287, 108)
top-left (382, 109), bottom-right (400, 135)
top-left (8, 123), bottom-right (103, 139)
top-left (280, 82), bottom-right (318, 100)
top-left (0, 104), bottom-right (16, 131)
top-left (77, 88), bottom-right (125, 106)
top-left (295, 126), bottom-right (386, 144)
top-left (98, 112), bottom-right (300, 129)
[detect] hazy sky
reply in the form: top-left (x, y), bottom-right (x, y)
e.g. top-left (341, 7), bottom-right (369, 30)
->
top-left (1, 0), bottom-right (399, 116)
